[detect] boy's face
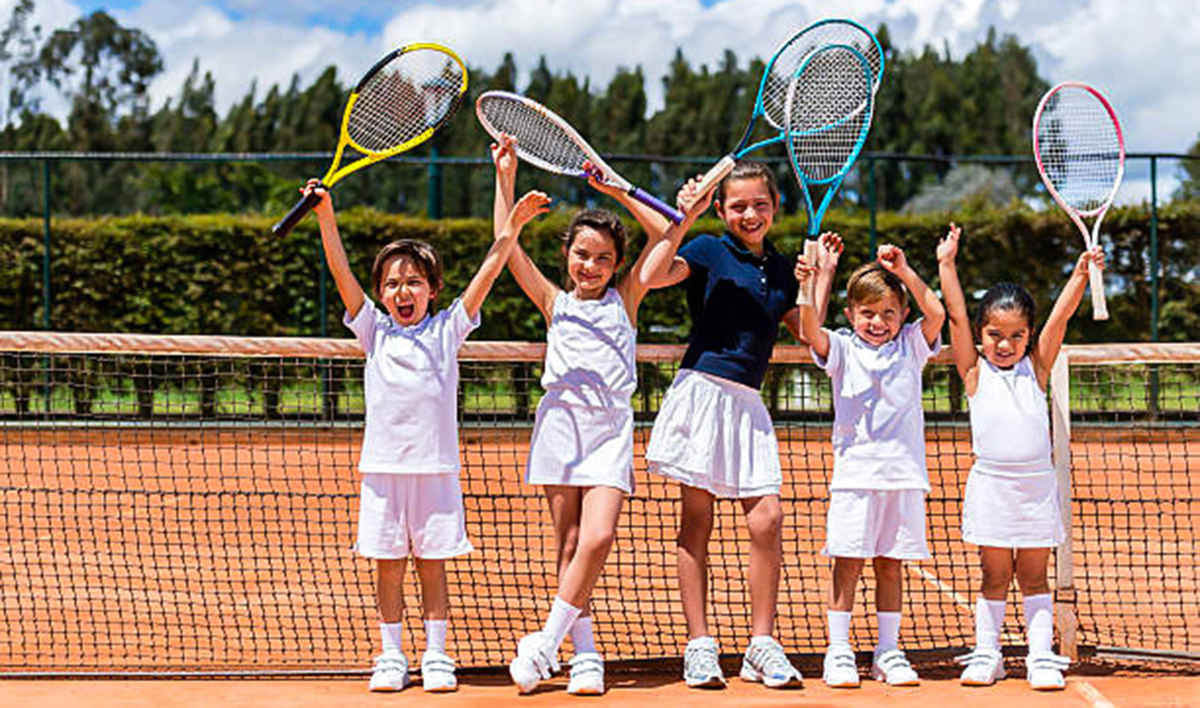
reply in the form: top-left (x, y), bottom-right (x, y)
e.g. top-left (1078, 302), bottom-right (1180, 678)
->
top-left (845, 291), bottom-right (908, 347)
top-left (378, 254), bottom-right (438, 327)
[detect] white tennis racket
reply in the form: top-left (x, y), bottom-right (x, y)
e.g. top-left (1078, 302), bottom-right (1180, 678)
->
top-left (476, 90), bottom-right (684, 223)
top-left (1033, 82), bottom-right (1125, 320)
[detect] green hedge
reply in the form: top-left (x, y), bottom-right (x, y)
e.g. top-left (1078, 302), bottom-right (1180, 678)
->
top-left (2, 202), bottom-right (1197, 343)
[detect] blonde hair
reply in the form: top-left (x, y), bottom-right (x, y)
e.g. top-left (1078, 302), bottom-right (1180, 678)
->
top-left (846, 262), bottom-right (906, 307)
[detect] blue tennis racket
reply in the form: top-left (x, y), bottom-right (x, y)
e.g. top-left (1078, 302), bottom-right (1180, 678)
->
top-left (791, 43), bottom-right (875, 306)
top-left (694, 18), bottom-right (884, 194)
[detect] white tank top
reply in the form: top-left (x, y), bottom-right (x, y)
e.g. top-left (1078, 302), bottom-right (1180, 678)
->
top-left (541, 288), bottom-right (636, 408)
top-left (968, 356), bottom-right (1053, 476)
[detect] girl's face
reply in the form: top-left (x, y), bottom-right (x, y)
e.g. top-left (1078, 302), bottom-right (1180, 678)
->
top-left (979, 308), bottom-right (1032, 368)
top-left (714, 177), bottom-right (777, 251)
top-left (566, 226), bottom-right (621, 299)
top-left (845, 292), bottom-right (908, 347)
top-left (378, 254), bottom-right (437, 326)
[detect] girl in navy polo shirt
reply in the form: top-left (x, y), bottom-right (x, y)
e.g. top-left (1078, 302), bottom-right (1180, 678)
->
top-left (643, 160), bottom-right (841, 689)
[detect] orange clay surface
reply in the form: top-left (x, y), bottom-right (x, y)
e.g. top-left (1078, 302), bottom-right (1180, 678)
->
top-left (2, 673), bottom-right (1198, 708)
top-left (1, 424), bottom-right (1195, 673)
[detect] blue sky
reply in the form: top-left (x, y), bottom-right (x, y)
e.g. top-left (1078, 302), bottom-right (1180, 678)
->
top-left (10, 0), bottom-right (1200, 201)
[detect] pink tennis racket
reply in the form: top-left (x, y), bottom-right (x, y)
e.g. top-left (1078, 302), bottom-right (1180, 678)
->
top-left (1032, 82), bottom-right (1125, 320)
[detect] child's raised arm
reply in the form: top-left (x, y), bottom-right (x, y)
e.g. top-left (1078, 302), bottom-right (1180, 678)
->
top-left (492, 135), bottom-right (560, 321)
top-left (785, 232), bottom-right (843, 346)
top-left (878, 243), bottom-right (946, 347)
top-left (622, 175), bottom-right (714, 314)
top-left (936, 223), bottom-right (977, 381)
top-left (584, 162), bottom-right (672, 243)
top-left (1033, 246), bottom-right (1105, 386)
top-left (310, 180), bottom-right (367, 319)
top-left (462, 190), bottom-right (551, 319)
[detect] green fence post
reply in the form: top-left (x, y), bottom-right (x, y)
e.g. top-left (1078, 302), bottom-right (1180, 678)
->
top-left (868, 157), bottom-right (878, 258)
top-left (1148, 155), bottom-right (1160, 418)
top-left (428, 146), bottom-right (442, 219)
top-left (42, 159), bottom-right (51, 330)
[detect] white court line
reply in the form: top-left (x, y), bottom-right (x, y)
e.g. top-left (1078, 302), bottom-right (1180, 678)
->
top-left (906, 564), bottom-right (1023, 643)
top-left (1077, 680), bottom-right (1118, 708)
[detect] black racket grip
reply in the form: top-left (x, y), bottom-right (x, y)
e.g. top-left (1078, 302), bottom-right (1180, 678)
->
top-left (272, 189), bottom-right (324, 237)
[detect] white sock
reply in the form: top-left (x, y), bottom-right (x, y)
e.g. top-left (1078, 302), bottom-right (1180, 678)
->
top-left (425, 619), bottom-right (448, 654)
top-left (750, 634), bottom-right (775, 648)
top-left (570, 616), bottom-right (596, 654)
top-left (380, 621), bottom-right (404, 655)
top-left (828, 610), bottom-right (852, 650)
top-left (875, 612), bottom-right (901, 653)
top-left (1024, 594), bottom-right (1054, 654)
top-left (975, 597), bottom-right (1007, 651)
top-left (543, 596), bottom-right (583, 653)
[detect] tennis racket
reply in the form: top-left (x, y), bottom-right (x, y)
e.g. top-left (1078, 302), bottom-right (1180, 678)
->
top-left (789, 44), bottom-right (875, 306)
top-left (475, 90), bottom-right (684, 224)
top-left (1032, 82), bottom-right (1124, 320)
top-left (272, 43), bottom-right (468, 236)
top-left (695, 18), bottom-right (884, 195)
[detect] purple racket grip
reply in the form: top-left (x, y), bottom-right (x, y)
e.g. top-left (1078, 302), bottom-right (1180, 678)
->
top-left (630, 187), bottom-right (685, 224)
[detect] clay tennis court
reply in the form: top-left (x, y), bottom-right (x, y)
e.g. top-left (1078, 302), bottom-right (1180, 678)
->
top-left (1, 338), bottom-right (1196, 706)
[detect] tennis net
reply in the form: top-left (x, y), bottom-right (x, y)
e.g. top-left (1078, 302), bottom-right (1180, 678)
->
top-left (0, 333), bottom-right (1195, 675)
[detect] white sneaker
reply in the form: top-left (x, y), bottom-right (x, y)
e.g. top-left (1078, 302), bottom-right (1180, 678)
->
top-left (1025, 652), bottom-right (1069, 690)
top-left (683, 636), bottom-right (726, 688)
top-left (509, 632), bottom-right (560, 694)
top-left (956, 647), bottom-right (1006, 686)
top-left (871, 648), bottom-right (919, 686)
top-left (739, 637), bottom-right (803, 688)
top-left (822, 645), bottom-right (860, 688)
top-left (421, 649), bottom-right (457, 693)
top-left (567, 652), bottom-right (605, 695)
top-left (368, 651), bottom-right (410, 692)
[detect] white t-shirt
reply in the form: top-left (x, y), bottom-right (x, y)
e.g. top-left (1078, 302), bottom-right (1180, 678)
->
top-left (344, 298), bottom-right (480, 474)
top-left (968, 356), bottom-right (1053, 476)
top-left (813, 321), bottom-right (940, 491)
top-left (540, 288), bottom-right (637, 409)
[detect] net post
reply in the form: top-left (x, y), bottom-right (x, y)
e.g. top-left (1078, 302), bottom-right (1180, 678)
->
top-left (1050, 352), bottom-right (1078, 660)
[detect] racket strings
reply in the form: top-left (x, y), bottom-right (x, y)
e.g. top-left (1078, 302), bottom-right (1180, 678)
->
top-left (786, 46), bottom-right (873, 183)
top-left (348, 49), bottom-right (464, 154)
top-left (764, 22), bottom-right (882, 130)
top-left (1036, 88), bottom-right (1121, 214)
top-left (478, 96), bottom-right (590, 175)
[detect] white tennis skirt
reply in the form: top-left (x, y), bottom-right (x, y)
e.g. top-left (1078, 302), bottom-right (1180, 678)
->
top-left (525, 390), bottom-right (634, 494)
top-left (645, 369), bottom-right (782, 499)
top-left (961, 468), bottom-right (1065, 548)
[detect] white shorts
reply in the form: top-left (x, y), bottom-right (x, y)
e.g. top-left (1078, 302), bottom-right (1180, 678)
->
top-left (962, 469), bottom-right (1065, 548)
top-left (646, 369), bottom-right (782, 499)
top-left (356, 473), bottom-right (474, 560)
top-left (525, 391), bottom-right (634, 494)
top-left (822, 489), bottom-right (930, 560)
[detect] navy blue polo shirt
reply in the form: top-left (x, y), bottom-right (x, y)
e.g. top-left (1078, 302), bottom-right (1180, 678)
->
top-left (678, 233), bottom-right (799, 389)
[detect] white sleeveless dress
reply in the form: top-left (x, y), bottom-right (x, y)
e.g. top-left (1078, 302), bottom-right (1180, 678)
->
top-left (961, 356), bottom-right (1065, 548)
top-left (525, 289), bottom-right (637, 493)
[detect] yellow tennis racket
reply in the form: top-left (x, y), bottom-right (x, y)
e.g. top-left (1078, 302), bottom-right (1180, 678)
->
top-left (272, 42), bottom-right (468, 236)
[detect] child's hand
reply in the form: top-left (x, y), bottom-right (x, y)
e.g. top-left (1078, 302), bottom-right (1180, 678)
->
top-left (877, 243), bottom-right (909, 275)
top-left (936, 223), bottom-right (961, 264)
top-left (491, 133), bottom-right (518, 180)
top-left (676, 175), bottom-right (715, 218)
top-left (505, 190), bottom-right (551, 234)
top-left (816, 232), bottom-right (843, 273)
top-left (794, 252), bottom-right (818, 286)
top-left (583, 160), bottom-right (621, 197)
top-left (1076, 245), bottom-right (1105, 275)
top-left (302, 178), bottom-right (332, 216)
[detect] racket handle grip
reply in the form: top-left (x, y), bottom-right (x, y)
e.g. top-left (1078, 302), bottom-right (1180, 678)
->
top-left (273, 189), bottom-right (324, 237)
top-left (796, 240), bottom-right (820, 307)
top-left (693, 155), bottom-right (736, 202)
top-left (630, 187), bottom-right (685, 224)
top-left (1088, 258), bottom-right (1109, 320)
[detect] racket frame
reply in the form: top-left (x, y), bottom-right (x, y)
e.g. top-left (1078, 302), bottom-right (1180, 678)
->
top-left (273, 42), bottom-right (468, 236)
top-left (695, 18), bottom-right (884, 196)
top-left (476, 90), bottom-right (684, 223)
top-left (1032, 81), bottom-right (1125, 321)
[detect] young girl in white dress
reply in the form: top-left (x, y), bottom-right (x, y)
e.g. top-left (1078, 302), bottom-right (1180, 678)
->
top-left (938, 224), bottom-right (1105, 691)
top-left (492, 135), bottom-right (711, 695)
